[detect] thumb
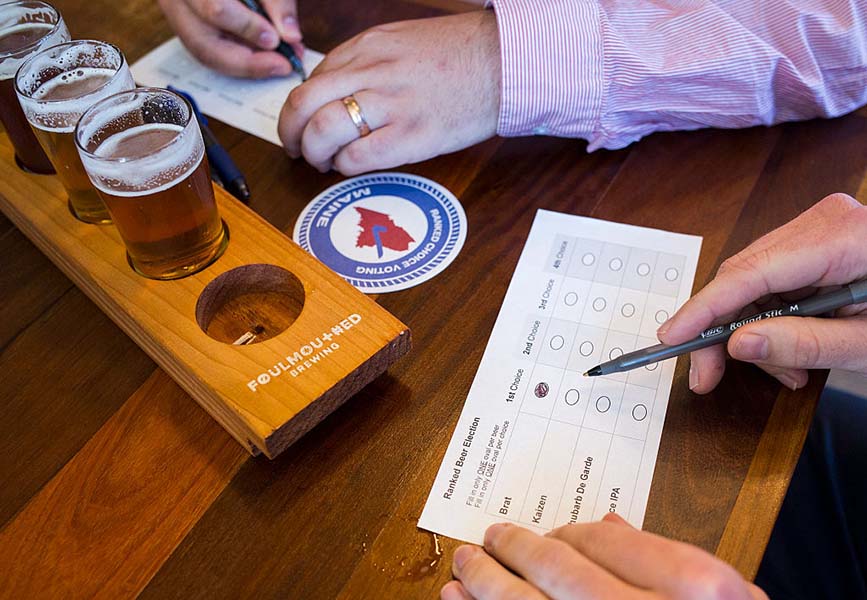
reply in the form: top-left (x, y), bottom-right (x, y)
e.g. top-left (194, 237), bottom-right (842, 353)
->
top-left (728, 315), bottom-right (867, 372)
top-left (261, 0), bottom-right (302, 44)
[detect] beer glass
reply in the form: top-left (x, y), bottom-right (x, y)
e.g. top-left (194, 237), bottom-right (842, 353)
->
top-left (16, 40), bottom-right (134, 223)
top-left (0, 0), bottom-right (68, 173)
top-left (75, 88), bottom-right (228, 280)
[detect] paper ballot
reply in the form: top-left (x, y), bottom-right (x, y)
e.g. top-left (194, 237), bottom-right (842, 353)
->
top-left (419, 210), bottom-right (702, 543)
top-left (131, 37), bottom-right (323, 146)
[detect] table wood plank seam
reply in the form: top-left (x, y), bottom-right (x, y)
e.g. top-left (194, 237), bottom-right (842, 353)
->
top-left (0, 370), bottom-right (249, 598)
top-left (0, 283), bottom-right (74, 356)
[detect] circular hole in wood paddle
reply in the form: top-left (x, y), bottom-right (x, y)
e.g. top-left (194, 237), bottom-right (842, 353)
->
top-left (196, 264), bottom-right (305, 345)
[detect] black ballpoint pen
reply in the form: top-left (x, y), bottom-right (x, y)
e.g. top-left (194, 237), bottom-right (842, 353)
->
top-left (168, 86), bottom-right (251, 204)
top-left (238, 0), bottom-right (307, 81)
top-left (585, 279), bottom-right (867, 377)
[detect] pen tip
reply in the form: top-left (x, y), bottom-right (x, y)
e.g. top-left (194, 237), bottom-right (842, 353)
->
top-left (584, 366), bottom-right (602, 377)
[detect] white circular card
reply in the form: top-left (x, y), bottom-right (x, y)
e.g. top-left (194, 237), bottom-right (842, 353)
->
top-left (294, 173), bottom-right (467, 293)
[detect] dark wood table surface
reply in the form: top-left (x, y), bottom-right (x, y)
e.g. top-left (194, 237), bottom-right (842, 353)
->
top-left (2, 0), bottom-right (866, 597)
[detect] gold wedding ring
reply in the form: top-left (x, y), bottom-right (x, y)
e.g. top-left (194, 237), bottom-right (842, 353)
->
top-left (342, 95), bottom-right (372, 137)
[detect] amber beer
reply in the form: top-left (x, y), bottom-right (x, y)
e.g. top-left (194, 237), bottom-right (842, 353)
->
top-left (0, 1), bottom-right (69, 173)
top-left (16, 40), bottom-right (134, 223)
top-left (76, 88), bottom-right (227, 279)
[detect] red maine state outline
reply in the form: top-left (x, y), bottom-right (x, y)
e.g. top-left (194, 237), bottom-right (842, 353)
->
top-left (355, 207), bottom-right (415, 257)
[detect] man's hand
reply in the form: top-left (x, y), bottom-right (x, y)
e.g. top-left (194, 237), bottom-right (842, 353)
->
top-left (157, 0), bottom-right (302, 78)
top-left (658, 193), bottom-right (867, 393)
top-left (443, 515), bottom-right (768, 600)
top-left (278, 11), bottom-right (501, 175)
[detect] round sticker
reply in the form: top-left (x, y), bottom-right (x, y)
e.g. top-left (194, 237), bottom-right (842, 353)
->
top-left (294, 173), bottom-right (467, 293)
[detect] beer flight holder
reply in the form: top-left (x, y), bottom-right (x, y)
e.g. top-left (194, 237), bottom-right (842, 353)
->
top-left (0, 134), bottom-right (412, 458)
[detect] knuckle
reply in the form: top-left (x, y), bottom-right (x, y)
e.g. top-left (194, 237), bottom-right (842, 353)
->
top-left (307, 110), bottom-right (336, 139)
top-left (342, 142), bottom-right (369, 169)
top-left (201, 0), bottom-right (227, 22)
top-left (185, 44), bottom-right (229, 74)
top-left (792, 326), bottom-right (823, 367)
top-left (355, 25), bottom-right (387, 46)
top-left (718, 248), bottom-right (773, 284)
top-left (717, 252), bottom-right (750, 276)
top-left (526, 539), bottom-right (572, 576)
top-left (819, 192), bottom-right (858, 213)
top-left (285, 86), bottom-right (310, 113)
top-left (362, 132), bottom-right (393, 159)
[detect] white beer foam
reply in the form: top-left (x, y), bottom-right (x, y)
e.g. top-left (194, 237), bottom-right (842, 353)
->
top-left (80, 121), bottom-right (205, 197)
top-left (18, 65), bottom-right (134, 132)
top-left (0, 20), bottom-right (69, 79)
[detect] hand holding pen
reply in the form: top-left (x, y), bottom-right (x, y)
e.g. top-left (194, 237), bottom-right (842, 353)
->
top-left (614, 194), bottom-right (867, 393)
top-left (238, 0), bottom-right (307, 80)
top-left (156, 0), bottom-right (303, 79)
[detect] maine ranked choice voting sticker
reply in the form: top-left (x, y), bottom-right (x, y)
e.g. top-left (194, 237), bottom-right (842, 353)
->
top-left (294, 173), bottom-right (468, 293)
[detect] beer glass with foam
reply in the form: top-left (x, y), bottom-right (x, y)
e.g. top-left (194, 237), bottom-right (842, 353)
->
top-left (0, 0), bottom-right (68, 173)
top-left (75, 88), bottom-right (228, 279)
top-left (16, 40), bottom-right (134, 223)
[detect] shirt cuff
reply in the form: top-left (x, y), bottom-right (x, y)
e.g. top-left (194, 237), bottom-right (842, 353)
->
top-left (491, 0), bottom-right (604, 140)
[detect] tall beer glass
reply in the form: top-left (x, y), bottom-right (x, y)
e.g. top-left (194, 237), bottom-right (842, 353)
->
top-left (75, 88), bottom-right (227, 280)
top-left (0, 0), bottom-right (68, 173)
top-left (16, 40), bottom-right (134, 223)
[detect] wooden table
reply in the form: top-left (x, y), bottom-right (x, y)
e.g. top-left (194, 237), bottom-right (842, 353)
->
top-left (1, 0), bottom-right (865, 597)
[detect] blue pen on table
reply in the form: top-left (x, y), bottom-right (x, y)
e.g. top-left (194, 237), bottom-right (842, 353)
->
top-left (169, 86), bottom-right (251, 204)
top-left (238, 0), bottom-right (307, 81)
top-left (585, 279), bottom-right (867, 377)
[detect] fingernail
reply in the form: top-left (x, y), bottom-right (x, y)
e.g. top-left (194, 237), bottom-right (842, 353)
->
top-left (604, 512), bottom-right (635, 527)
top-left (259, 29), bottom-right (278, 48)
top-left (282, 15), bottom-right (298, 29)
top-left (452, 545), bottom-right (477, 571)
top-left (484, 522), bottom-right (509, 547)
top-left (270, 63), bottom-right (292, 77)
top-left (779, 373), bottom-right (801, 391)
top-left (734, 332), bottom-right (769, 361)
top-left (689, 363), bottom-right (700, 391)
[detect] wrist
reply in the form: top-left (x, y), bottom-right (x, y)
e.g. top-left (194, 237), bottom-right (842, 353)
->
top-left (476, 9), bottom-right (501, 137)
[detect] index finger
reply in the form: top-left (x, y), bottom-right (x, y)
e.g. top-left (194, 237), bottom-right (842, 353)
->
top-left (483, 523), bottom-right (645, 599)
top-left (189, 0), bottom-right (280, 50)
top-left (660, 194), bottom-right (867, 345)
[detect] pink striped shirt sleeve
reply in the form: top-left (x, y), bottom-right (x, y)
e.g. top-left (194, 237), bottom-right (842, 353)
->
top-left (490, 0), bottom-right (867, 150)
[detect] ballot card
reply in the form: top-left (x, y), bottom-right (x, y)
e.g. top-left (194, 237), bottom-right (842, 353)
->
top-left (131, 37), bottom-right (323, 146)
top-left (419, 209), bottom-right (702, 543)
